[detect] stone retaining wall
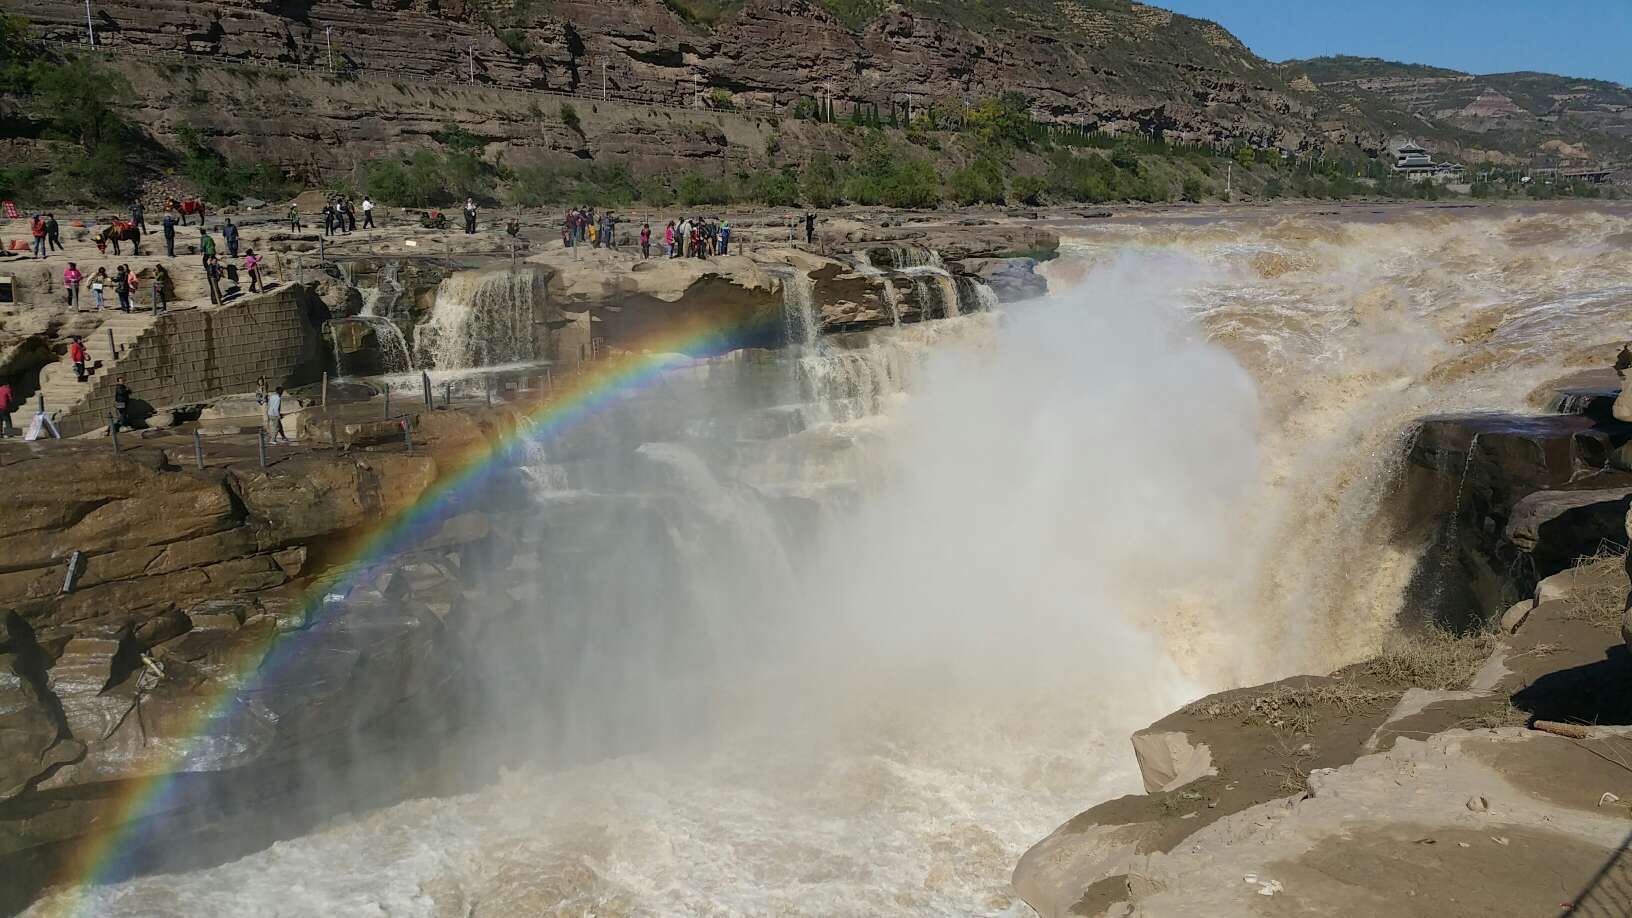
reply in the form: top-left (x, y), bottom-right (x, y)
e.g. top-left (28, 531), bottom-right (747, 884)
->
top-left (58, 285), bottom-right (327, 436)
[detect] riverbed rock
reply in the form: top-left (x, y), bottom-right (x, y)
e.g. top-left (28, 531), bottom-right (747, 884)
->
top-left (953, 257), bottom-right (1049, 303)
top-left (1130, 730), bottom-right (1216, 793)
top-left (0, 654), bottom-right (84, 801)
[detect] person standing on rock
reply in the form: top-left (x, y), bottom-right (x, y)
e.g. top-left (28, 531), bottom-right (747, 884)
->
top-left (322, 201), bottom-right (335, 237)
top-left (131, 198), bottom-right (146, 233)
top-left (114, 263), bottom-right (131, 312)
top-left (804, 212), bottom-right (816, 245)
top-left (289, 201), bottom-right (302, 232)
top-left (152, 265), bottom-right (169, 314)
top-left (30, 214), bottom-right (46, 258)
top-left (45, 214), bottom-right (63, 252)
top-left (664, 220), bottom-right (675, 258)
top-left (162, 211), bottom-right (177, 258)
top-left (112, 376), bottom-right (131, 432)
top-left (204, 255), bottom-right (223, 305)
top-left (63, 262), bottom-right (82, 310)
top-left (719, 220), bottom-right (731, 255)
top-left (0, 380), bottom-right (13, 436)
top-left (200, 229), bottom-right (217, 281)
top-left (245, 249), bottom-right (262, 293)
top-left (362, 195), bottom-right (375, 229)
top-left (603, 213), bottom-right (617, 251)
top-left (464, 198), bottom-right (478, 234)
top-left (267, 385), bottom-right (289, 443)
top-left (640, 223), bottom-right (651, 259)
top-left (223, 218), bottom-right (240, 258)
top-left (69, 336), bottom-right (88, 382)
top-left (90, 267), bottom-right (108, 310)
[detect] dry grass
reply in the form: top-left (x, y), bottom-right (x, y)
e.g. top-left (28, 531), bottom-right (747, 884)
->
top-left (1186, 682), bottom-right (1396, 734)
top-left (1349, 627), bottom-right (1498, 691)
top-left (1563, 546), bottom-right (1629, 630)
top-left (1454, 697), bottom-right (1531, 730)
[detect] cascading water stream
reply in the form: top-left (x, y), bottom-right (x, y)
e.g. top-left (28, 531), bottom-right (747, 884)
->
top-left (416, 268), bottom-right (544, 370)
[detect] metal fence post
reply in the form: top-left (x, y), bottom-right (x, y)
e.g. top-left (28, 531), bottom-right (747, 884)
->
top-left (257, 428), bottom-right (268, 468)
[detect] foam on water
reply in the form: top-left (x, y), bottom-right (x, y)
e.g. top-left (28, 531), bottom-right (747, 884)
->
top-left (35, 207), bottom-right (1632, 918)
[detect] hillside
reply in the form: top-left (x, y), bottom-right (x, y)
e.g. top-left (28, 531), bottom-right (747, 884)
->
top-left (0, 1), bottom-right (1622, 207)
top-left (1294, 55), bottom-right (1632, 165)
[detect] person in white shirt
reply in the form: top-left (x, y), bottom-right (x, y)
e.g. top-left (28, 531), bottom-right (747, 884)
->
top-left (362, 196), bottom-right (375, 229)
top-left (267, 385), bottom-right (289, 443)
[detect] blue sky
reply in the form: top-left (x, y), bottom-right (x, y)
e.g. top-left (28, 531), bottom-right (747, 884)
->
top-left (1157, 0), bottom-right (1632, 85)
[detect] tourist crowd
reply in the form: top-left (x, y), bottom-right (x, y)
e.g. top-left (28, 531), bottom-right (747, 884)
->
top-left (560, 207), bottom-right (734, 259)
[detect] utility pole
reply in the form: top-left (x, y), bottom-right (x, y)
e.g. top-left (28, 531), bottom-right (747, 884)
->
top-left (324, 25), bottom-right (333, 72)
top-left (85, 0), bottom-right (95, 48)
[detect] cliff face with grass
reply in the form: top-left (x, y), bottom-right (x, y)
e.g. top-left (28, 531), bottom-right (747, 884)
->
top-left (3, 1), bottom-right (1621, 208)
top-left (2, 0), bottom-right (1399, 202)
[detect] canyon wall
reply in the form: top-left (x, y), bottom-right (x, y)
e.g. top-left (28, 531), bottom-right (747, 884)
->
top-left (10, 0), bottom-right (1394, 178)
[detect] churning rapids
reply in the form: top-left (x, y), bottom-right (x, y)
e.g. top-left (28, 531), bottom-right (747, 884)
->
top-left (33, 206), bottom-right (1632, 917)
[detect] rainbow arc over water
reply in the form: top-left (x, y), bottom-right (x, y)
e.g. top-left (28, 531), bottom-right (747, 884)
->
top-left (41, 310), bottom-right (780, 916)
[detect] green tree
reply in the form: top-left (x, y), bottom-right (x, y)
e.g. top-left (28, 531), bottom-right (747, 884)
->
top-left (1011, 175), bottom-right (1047, 205)
top-left (947, 157), bottom-right (1005, 205)
top-left (801, 153), bottom-right (838, 207)
top-left (560, 102), bottom-right (582, 135)
top-left (35, 58), bottom-right (132, 153)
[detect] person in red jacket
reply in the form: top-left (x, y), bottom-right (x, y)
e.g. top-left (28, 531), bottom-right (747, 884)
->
top-left (0, 380), bottom-right (13, 435)
top-left (69, 336), bottom-right (88, 382)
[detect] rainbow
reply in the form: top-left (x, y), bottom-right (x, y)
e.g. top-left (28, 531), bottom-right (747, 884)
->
top-left (41, 309), bottom-right (782, 916)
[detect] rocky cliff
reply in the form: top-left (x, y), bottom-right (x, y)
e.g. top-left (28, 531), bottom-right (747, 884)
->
top-left (1013, 371), bottom-right (1632, 917)
top-left (8, 0), bottom-right (1425, 182)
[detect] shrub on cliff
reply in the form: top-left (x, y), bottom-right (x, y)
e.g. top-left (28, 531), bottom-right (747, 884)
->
top-left (947, 157), bottom-right (1006, 206)
top-left (176, 125), bottom-right (290, 204)
top-left (800, 154), bottom-right (839, 208)
top-left (1011, 175), bottom-right (1048, 206)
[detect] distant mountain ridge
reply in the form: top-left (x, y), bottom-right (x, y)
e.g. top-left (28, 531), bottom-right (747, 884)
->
top-left (1290, 55), bottom-right (1632, 164)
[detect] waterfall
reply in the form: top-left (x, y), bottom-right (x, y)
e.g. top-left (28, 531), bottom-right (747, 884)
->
top-left (327, 316), bottom-right (413, 377)
top-left (361, 262), bottom-right (403, 319)
top-left (415, 268), bottom-right (544, 370)
top-left (902, 266), bottom-right (962, 318)
top-left (769, 266), bottom-right (821, 348)
top-left (847, 255), bottom-right (903, 326)
top-left (955, 276), bottom-right (999, 314)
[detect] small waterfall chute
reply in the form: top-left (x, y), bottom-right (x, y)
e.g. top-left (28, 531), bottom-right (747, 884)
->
top-left (327, 316), bottom-right (413, 377)
top-left (416, 268), bottom-right (545, 370)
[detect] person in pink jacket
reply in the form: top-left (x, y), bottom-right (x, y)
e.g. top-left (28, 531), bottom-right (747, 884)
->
top-left (244, 250), bottom-right (262, 293)
top-left (63, 263), bottom-right (83, 310)
top-left (664, 221), bottom-right (676, 258)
